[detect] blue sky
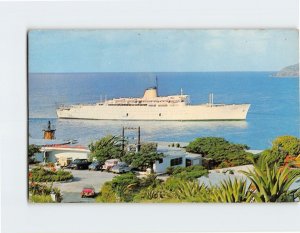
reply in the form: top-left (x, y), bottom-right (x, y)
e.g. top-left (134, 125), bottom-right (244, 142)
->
top-left (28, 29), bottom-right (299, 73)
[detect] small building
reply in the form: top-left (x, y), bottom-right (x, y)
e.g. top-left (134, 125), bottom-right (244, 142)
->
top-left (153, 146), bottom-right (202, 174)
top-left (35, 145), bottom-right (90, 165)
top-left (29, 138), bottom-right (89, 164)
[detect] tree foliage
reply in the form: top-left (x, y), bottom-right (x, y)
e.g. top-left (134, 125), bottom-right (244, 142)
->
top-left (272, 135), bottom-right (300, 156)
top-left (186, 137), bottom-right (251, 168)
top-left (88, 135), bottom-right (123, 163)
top-left (123, 142), bottom-right (164, 173)
top-left (257, 136), bottom-right (300, 166)
top-left (28, 144), bottom-right (41, 163)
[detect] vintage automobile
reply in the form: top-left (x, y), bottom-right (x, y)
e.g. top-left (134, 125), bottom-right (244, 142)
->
top-left (67, 159), bottom-right (91, 170)
top-left (102, 159), bottom-right (120, 171)
top-left (88, 161), bottom-right (103, 171)
top-left (81, 186), bottom-right (95, 198)
top-left (57, 157), bottom-right (73, 168)
top-left (111, 162), bottom-right (131, 174)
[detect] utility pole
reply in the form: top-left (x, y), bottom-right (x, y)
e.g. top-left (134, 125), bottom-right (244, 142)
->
top-left (122, 126), bottom-right (125, 157)
top-left (137, 126), bottom-right (141, 152)
top-left (121, 126), bottom-right (141, 155)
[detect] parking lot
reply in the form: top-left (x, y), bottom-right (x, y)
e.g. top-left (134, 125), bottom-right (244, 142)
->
top-left (53, 169), bottom-right (117, 203)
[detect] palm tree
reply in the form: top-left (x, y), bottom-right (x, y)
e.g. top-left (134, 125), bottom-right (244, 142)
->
top-left (241, 162), bottom-right (300, 202)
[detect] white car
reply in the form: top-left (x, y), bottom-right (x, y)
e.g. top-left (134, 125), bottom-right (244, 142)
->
top-left (111, 162), bottom-right (131, 174)
top-left (102, 159), bottom-right (120, 171)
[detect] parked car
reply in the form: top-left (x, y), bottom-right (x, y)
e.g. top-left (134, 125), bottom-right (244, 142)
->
top-left (102, 159), bottom-right (120, 171)
top-left (67, 159), bottom-right (91, 170)
top-left (57, 157), bottom-right (73, 168)
top-left (81, 185), bottom-right (95, 198)
top-left (88, 161), bottom-right (103, 171)
top-left (111, 162), bottom-right (131, 174)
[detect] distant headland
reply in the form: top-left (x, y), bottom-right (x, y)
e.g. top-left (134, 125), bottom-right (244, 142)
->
top-left (272, 63), bottom-right (299, 77)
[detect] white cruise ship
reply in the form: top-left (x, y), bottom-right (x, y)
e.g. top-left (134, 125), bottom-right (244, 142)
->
top-left (56, 87), bottom-right (250, 121)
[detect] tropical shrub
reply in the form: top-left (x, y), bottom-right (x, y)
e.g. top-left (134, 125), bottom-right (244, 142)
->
top-left (241, 162), bottom-right (300, 202)
top-left (135, 178), bottom-right (211, 202)
top-left (109, 173), bottom-right (140, 202)
top-left (96, 182), bottom-right (117, 203)
top-left (210, 178), bottom-right (252, 203)
top-left (97, 173), bottom-right (164, 202)
top-left (139, 174), bottom-right (163, 188)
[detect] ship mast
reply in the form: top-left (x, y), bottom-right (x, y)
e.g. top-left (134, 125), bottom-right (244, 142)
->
top-left (155, 76), bottom-right (158, 95)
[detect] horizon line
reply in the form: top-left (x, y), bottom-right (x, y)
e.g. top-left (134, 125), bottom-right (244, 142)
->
top-left (28, 71), bottom-right (280, 75)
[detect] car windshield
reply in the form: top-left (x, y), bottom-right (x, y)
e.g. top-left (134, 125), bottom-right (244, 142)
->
top-left (118, 162), bottom-right (127, 166)
top-left (91, 161), bottom-right (99, 165)
top-left (83, 186), bottom-right (94, 189)
top-left (74, 159), bottom-right (87, 163)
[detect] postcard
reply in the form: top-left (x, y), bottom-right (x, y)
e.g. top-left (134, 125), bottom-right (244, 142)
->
top-left (28, 29), bottom-right (299, 203)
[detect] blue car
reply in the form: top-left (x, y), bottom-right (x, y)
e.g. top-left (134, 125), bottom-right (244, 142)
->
top-left (88, 161), bottom-right (102, 171)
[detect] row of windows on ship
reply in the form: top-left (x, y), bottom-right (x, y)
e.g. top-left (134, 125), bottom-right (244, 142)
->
top-left (107, 103), bottom-right (181, 106)
top-left (110, 99), bottom-right (186, 103)
top-left (125, 113), bottom-right (163, 116)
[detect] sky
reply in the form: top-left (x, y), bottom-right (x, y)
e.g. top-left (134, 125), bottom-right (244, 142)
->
top-left (28, 29), bottom-right (299, 73)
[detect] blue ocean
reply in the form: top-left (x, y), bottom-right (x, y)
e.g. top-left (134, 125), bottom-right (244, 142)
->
top-left (28, 72), bottom-right (299, 149)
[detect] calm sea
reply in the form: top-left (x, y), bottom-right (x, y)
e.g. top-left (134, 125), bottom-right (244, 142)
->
top-left (28, 72), bottom-right (299, 149)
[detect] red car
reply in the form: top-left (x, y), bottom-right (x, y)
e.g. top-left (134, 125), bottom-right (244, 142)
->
top-left (81, 186), bottom-right (95, 198)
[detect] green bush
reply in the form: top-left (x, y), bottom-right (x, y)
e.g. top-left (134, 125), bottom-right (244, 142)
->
top-left (30, 167), bottom-right (73, 182)
top-left (28, 144), bottom-right (41, 164)
top-left (29, 182), bottom-right (52, 195)
top-left (255, 136), bottom-right (300, 167)
top-left (135, 177), bottom-right (211, 203)
top-left (110, 173), bottom-right (140, 201)
top-left (96, 182), bottom-right (117, 203)
top-left (186, 137), bottom-right (251, 169)
top-left (97, 173), bottom-right (163, 203)
top-left (166, 165), bottom-right (208, 181)
top-left (29, 182), bottom-right (62, 202)
top-left (30, 195), bottom-right (54, 203)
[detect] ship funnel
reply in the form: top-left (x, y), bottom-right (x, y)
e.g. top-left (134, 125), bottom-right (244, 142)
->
top-left (143, 87), bottom-right (158, 99)
top-left (43, 121), bottom-right (56, 140)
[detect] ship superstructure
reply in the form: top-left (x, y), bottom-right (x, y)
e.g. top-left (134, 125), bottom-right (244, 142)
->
top-left (56, 87), bottom-right (250, 121)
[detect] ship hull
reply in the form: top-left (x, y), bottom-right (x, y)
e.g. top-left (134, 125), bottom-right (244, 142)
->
top-left (57, 104), bottom-right (250, 121)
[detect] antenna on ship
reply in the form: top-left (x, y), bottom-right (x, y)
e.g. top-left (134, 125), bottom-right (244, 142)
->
top-left (155, 75), bottom-right (158, 96)
top-left (208, 93), bottom-right (214, 107)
